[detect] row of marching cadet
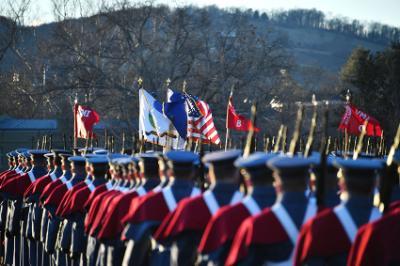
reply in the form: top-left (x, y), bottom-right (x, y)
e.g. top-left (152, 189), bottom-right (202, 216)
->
top-left (0, 145), bottom-right (399, 266)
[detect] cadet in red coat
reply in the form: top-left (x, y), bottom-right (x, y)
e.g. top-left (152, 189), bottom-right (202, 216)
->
top-left (24, 151), bottom-right (54, 198)
top-left (84, 155), bottom-right (131, 237)
top-left (80, 152), bottom-right (126, 223)
top-left (24, 150), bottom-right (68, 266)
top-left (24, 151), bottom-right (59, 266)
top-left (121, 150), bottom-right (201, 266)
top-left (1, 149), bottom-right (29, 266)
top-left (54, 155), bottom-right (88, 266)
top-left (347, 151), bottom-right (400, 266)
top-left (91, 156), bottom-right (137, 266)
top-left (79, 154), bottom-right (131, 266)
top-left (66, 156), bottom-right (109, 266)
top-left (294, 158), bottom-right (384, 266)
top-left (39, 153), bottom-right (73, 211)
top-left (96, 154), bottom-right (162, 266)
top-left (347, 208), bottom-right (400, 266)
top-left (0, 150), bottom-right (20, 262)
top-left (226, 155), bottom-right (318, 266)
top-left (0, 150), bottom-right (40, 197)
top-left (24, 150), bottom-right (66, 199)
top-left (153, 149), bottom-right (243, 266)
top-left (42, 153), bottom-right (73, 259)
top-left (0, 149), bottom-right (26, 186)
top-left (2, 150), bottom-right (48, 266)
top-left (0, 151), bottom-right (17, 177)
top-left (197, 152), bottom-right (277, 265)
top-left (0, 151), bottom-right (12, 259)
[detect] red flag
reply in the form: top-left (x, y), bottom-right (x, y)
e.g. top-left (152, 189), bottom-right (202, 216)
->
top-left (226, 96), bottom-right (260, 132)
top-left (338, 104), bottom-right (382, 137)
top-left (74, 104), bottom-right (100, 139)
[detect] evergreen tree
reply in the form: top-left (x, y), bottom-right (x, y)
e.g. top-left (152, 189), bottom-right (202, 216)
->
top-left (340, 44), bottom-right (400, 137)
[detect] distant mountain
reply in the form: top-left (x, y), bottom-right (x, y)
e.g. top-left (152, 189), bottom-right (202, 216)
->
top-left (0, 7), bottom-right (392, 76)
top-left (278, 25), bottom-right (386, 72)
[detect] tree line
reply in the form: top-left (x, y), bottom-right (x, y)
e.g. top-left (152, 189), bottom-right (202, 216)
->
top-left (252, 8), bottom-right (400, 45)
top-left (340, 43), bottom-right (400, 138)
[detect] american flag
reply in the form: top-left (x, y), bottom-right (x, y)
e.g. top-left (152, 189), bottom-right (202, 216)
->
top-left (184, 93), bottom-right (221, 145)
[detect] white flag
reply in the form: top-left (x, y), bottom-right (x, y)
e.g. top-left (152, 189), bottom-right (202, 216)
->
top-left (139, 89), bottom-right (184, 149)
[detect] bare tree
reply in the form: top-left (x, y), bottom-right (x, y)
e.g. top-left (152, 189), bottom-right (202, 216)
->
top-left (0, 0), bottom-right (31, 63)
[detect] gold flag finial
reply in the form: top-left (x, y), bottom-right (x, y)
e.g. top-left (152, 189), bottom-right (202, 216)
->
top-left (345, 89), bottom-right (352, 104)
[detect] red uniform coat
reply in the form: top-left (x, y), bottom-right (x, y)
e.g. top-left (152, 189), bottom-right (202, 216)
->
top-left (96, 190), bottom-right (141, 240)
top-left (87, 190), bottom-right (121, 236)
top-left (294, 209), bottom-right (355, 266)
top-left (43, 182), bottom-right (68, 208)
top-left (347, 209), bottom-right (400, 266)
top-left (0, 172), bottom-right (35, 196)
top-left (83, 183), bottom-right (110, 211)
top-left (154, 191), bottom-right (242, 241)
top-left (0, 169), bottom-right (11, 177)
top-left (225, 208), bottom-right (290, 266)
top-left (0, 170), bottom-right (19, 187)
top-left (120, 186), bottom-right (202, 242)
top-left (121, 191), bottom-right (164, 226)
top-left (153, 196), bottom-right (208, 241)
top-left (61, 184), bottom-right (92, 216)
top-left (40, 179), bottom-right (63, 203)
top-left (0, 169), bottom-right (14, 182)
top-left (24, 173), bottom-right (50, 198)
top-left (85, 190), bottom-right (116, 234)
top-left (56, 181), bottom-right (87, 217)
top-left (198, 196), bottom-right (262, 254)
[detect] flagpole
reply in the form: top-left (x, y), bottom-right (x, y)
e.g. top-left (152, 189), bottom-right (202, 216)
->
top-left (225, 85), bottom-right (234, 151)
top-left (181, 80), bottom-right (187, 150)
top-left (73, 93), bottom-right (78, 149)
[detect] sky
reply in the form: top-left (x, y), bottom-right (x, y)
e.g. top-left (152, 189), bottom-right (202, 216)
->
top-left (4, 0), bottom-right (400, 27)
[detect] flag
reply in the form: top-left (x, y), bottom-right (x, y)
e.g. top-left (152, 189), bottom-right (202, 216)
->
top-left (139, 89), bottom-right (184, 148)
top-left (338, 104), bottom-right (382, 137)
top-left (227, 96), bottom-right (260, 132)
top-left (139, 89), bottom-right (171, 142)
top-left (74, 104), bottom-right (100, 139)
top-left (161, 89), bottom-right (187, 139)
top-left (185, 93), bottom-right (221, 145)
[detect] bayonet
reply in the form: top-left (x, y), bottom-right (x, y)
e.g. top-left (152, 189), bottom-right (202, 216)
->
top-left (380, 123), bottom-right (400, 213)
top-left (288, 104), bottom-right (305, 156)
top-left (243, 102), bottom-right (257, 157)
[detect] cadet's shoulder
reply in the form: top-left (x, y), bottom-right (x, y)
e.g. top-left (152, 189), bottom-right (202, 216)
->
top-left (210, 202), bottom-right (247, 224)
top-left (176, 194), bottom-right (204, 209)
top-left (299, 208), bottom-right (338, 236)
top-left (306, 208), bottom-right (335, 225)
top-left (364, 209), bottom-right (400, 235)
top-left (136, 190), bottom-right (163, 206)
top-left (251, 207), bottom-right (276, 225)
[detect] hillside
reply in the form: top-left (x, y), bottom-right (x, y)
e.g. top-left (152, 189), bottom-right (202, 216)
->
top-left (277, 25), bottom-right (385, 72)
top-left (0, 10), bottom-right (389, 76)
top-left (0, 6), bottom-right (397, 135)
